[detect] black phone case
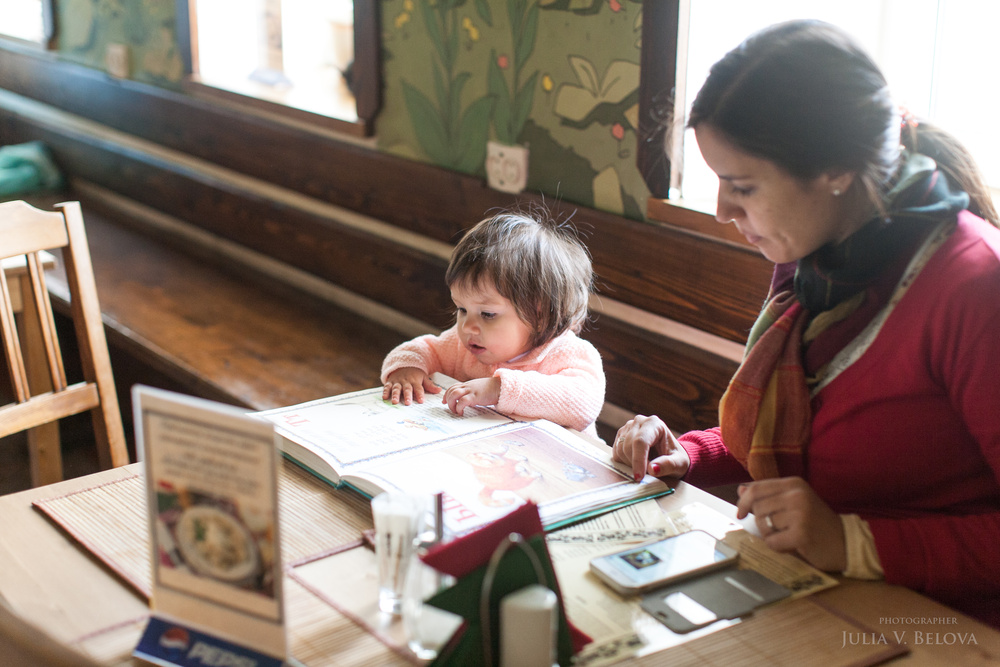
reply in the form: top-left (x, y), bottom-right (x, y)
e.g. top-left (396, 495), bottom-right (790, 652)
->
top-left (640, 568), bottom-right (790, 633)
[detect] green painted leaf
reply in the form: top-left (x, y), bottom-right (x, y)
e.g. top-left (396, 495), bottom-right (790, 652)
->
top-left (474, 0), bottom-right (493, 27)
top-left (514, 2), bottom-right (539, 74)
top-left (488, 53), bottom-right (513, 144)
top-left (456, 96), bottom-right (495, 174)
top-left (511, 70), bottom-right (539, 142)
top-left (568, 55), bottom-right (600, 95)
top-left (450, 72), bottom-right (472, 141)
top-left (432, 63), bottom-right (448, 115)
top-left (402, 80), bottom-right (451, 165)
top-left (598, 60), bottom-right (641, 101)
top-left (447, 14), bottom-right (461, 71)
top-left (419, 2), bottom-right (447, 64)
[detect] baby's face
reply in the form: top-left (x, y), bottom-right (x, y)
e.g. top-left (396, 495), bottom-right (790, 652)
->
top-left (450, 280), bottom-right (534, 365)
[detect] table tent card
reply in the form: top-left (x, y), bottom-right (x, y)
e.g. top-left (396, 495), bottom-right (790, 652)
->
top-left (132, 385), bottom-right (288, 666)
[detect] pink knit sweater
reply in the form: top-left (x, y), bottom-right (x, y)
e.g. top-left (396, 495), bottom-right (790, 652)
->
top-left (381, 327), bottom-right (605, 438)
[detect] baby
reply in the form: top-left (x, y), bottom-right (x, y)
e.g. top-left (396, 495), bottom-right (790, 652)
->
top-left (381, 208), bottom-right (605, 438)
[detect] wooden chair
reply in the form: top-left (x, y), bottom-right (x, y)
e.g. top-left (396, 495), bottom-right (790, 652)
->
top-left (0, 200), bottom-right (128, 484)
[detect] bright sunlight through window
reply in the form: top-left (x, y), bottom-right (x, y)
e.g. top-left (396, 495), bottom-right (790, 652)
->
top-left (2, 0), bottom-right (44, 43)
top-left (193, 0), bottom-right (357, 123)
top-left (677, 0), bottom-right (1000, 213)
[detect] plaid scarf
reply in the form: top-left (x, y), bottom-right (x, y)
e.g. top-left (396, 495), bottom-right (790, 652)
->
top-left (718, 153), bottom-right (969, 479)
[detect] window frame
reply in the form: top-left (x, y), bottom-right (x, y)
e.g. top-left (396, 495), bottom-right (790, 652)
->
top-left (637, 1), bottom-right (736, 243)
top-left (174, 0), bottom-right (381, 137)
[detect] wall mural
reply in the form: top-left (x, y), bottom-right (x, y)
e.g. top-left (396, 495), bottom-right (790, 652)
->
top-left (378, 0), bottom-right (649, 219)
top-left (57, 0), bottom-right (183, 88)
top-left (50, 0), bottom-right (651, 221)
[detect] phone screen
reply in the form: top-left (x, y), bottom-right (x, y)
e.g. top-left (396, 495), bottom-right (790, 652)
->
top-left (591, 530), bottom-right (735, 592)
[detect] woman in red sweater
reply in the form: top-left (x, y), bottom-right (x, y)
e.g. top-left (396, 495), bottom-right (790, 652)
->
top-left (613, 20), bottom-right (1000, 627)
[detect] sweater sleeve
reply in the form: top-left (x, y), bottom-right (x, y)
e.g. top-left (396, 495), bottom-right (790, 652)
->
top-left (867, 513), bottom-right (1000, 625)
top-left (678, 427), bottom-right (752, 488)
top-left (494, 336), bottom-right (604, 433)
top-left (380, 327), bottom-right (461, 383)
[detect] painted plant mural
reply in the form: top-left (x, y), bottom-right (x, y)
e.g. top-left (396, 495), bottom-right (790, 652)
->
top-left (379, 0), bottom-right (649, 219)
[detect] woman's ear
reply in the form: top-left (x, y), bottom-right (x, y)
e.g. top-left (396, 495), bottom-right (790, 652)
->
top-left (825, 170), bottom-right (857, 196)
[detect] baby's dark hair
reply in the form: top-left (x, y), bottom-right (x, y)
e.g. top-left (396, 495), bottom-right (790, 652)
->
top-left (445, 207), bottom-right (594, 349)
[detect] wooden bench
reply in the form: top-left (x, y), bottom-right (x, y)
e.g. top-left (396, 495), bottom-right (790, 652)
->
top-left (25, 193), bottom-right (411, 456)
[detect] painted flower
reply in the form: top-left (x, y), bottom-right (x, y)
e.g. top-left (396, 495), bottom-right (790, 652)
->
top-left (498, 54), bottom-right (509, 70)
top-left (462, 16), bottom-right (480, 41)
top-left (609, 0), bottom-right (622, 11)
top-left (611, 123), bottom-right (625, 141)
top-left (542, 74), bottom-right (554, 92)
top-left (394, 12), bottom-right (410, 28)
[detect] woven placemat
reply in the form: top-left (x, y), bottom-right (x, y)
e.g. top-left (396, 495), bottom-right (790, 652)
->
top-left (32, 461), bottom-right (374, 598)
top-left (31, 462), bottom-right (407, 666)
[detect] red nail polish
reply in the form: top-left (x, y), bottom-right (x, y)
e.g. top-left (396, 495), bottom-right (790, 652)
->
top-left (651, 463), bottom-right (661, 474)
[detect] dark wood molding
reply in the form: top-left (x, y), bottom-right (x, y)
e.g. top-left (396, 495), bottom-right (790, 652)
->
top-left (352, 0), bottom-right (382, 125)
top-left (173, 0), bottom-right (193, 76)
top-left (637, 0), bottom-right (680, 198)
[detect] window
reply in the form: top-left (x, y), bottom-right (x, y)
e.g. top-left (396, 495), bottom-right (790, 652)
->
top-left (1, 0), bottom-right (53, 46)
top-left (177, 0), bottom-right (380, 136)
top-left (643, 0), bottom-right (1000, 216)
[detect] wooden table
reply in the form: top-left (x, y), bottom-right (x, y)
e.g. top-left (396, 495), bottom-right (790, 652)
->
top-left (1, 462), bottom-right (998, 666)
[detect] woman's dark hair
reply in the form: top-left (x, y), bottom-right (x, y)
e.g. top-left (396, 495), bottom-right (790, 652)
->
top-left (446, 206), bottom-right (594, 349)
top-left (688, 19), bottom-right (997, 225)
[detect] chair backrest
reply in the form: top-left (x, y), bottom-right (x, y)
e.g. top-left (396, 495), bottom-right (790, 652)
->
top-left (0, 200), bottom-right (128, 479)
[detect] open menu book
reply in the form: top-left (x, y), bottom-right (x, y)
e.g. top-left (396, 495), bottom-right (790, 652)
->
top-left (256, 375), bottom-right (671, 536)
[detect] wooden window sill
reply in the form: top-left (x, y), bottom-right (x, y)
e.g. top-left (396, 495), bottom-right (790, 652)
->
top-left (184, 76), bottom-right (369, 138)
top-left (646, 197), bottom-right (755, 249)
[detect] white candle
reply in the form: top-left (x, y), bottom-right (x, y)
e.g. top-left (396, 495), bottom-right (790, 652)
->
top-left (500, 584), bottom-right (557, 667)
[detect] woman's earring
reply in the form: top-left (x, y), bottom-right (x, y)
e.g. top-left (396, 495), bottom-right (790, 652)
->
top-left (832, 189), bottom-right (842, 197)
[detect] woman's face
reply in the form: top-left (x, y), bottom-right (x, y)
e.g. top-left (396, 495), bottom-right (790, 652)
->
top-left (695, 124), bottom-right (857, 264)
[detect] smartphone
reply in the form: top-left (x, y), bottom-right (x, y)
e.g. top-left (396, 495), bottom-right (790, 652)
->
top-left (589, 530), bottom-right (739, 596)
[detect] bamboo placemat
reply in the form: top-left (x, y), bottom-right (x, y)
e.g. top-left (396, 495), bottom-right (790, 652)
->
top-left (31, 461), bottom-right (408, 665)
top-left (32, 462), bottom-right (373, 598)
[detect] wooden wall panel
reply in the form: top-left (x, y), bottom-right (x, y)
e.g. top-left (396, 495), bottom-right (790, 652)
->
top-left (0, 113), bottom-right (455, 330)
top-left (587, 315), bottom-right (737, 432)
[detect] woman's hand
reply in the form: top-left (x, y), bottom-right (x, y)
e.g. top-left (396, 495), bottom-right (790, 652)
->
top-left (736, 477), bottom-right (846, 572)
top-left (383, 367), bottom-right (441, 405)
top-left (443, 377), bottom-right (501, 416)
top-left (611, 415), bottom-right (691, 482)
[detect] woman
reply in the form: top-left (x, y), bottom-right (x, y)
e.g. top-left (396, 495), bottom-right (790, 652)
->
top-left (613, 20), bottom-right (1000, 627)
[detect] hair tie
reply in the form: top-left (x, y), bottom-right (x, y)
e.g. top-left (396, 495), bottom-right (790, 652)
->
top-left (898, 105), bottom-right (919, 130)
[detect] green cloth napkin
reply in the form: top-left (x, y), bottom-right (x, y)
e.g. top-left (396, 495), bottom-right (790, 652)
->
top-left (0, 141), bottom-right (64, 198)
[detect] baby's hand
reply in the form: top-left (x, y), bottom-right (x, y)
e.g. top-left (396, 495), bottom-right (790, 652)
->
top-left (443, 377), bottom-right (501, 416)
top-left (383, 368), bottom-right (441, 405)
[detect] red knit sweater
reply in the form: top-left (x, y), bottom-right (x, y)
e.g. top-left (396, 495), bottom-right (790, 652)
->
top-left (680, 211), bottom-right (1000, 627)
